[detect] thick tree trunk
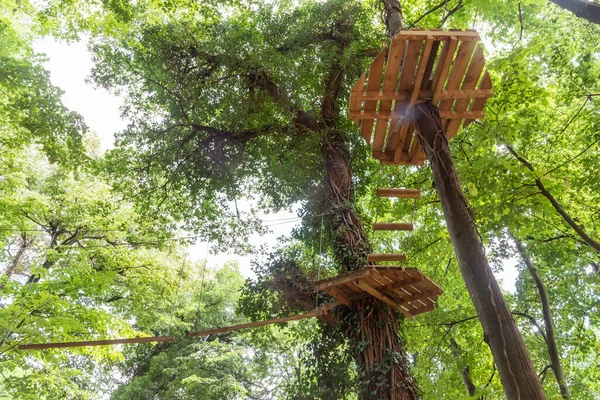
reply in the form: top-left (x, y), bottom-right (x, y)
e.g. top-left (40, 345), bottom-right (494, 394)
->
top-left (413, 102), bottom-right (545, 400)
top-left (325, 131), bottom-right (418, 399)
top-left (549, 0), bottom-right (600, 25)
top-left (514, 238), bottom-right (570, 399)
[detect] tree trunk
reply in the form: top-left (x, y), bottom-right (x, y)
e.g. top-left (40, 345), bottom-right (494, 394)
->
top-left (514, 238), bottom-right (570, 399)
top-left (549, 0), bottom-right (600, 25)
top-left (325, 131), bottom-right (418, 399)
top-left (449, 337), bottom-right (478, 397)
top-left (413, 102), bottom-right (546, 400)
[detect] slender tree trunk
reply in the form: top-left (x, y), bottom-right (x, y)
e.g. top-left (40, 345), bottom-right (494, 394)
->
top-left (325, 130), bottom-right (418, 399)
top-left (506, 144), bottom-right (600, 254)
top-left (413, 102), bottom-right (545, 400)
top-left (549, 0), bottom-right (600, 25)
top-left (514, 238), bottom-right (570, 399)
top-left (449, 338), bottom-right (478, 397)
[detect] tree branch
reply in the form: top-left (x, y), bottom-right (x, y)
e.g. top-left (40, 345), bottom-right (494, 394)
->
top-left (505, 143), bottom-right (600, 254)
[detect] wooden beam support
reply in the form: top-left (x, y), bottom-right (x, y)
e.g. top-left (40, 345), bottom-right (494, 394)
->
top-left (392, 30), bottom-right (480, 41)
top-left (377, 188), bottom-right (420, 198)
top-left (349, 110), bottom-right (484, 120)
top-left (19, 336), bottom-right (175, 350)
top-left (373, 223), bottom-right (414, 231)
top-left (187, 302), bottom-right (342, 338)
top-left (314, 269), bottom-right (372, 290)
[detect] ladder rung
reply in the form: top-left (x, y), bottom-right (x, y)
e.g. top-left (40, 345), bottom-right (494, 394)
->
top-left (367, 254), bottom-right (407, 262)
top-left (377, 188), bottom-right (420, 198)
top-left (373, 223), bottom-right (414, 231)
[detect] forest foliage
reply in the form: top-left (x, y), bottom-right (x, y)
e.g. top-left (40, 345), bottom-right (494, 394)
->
top-left (1, 0), bottom-right (599, 398)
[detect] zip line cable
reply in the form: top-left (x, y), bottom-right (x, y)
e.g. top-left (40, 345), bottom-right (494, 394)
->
top-left (315, 214), bottom-right (324, 309)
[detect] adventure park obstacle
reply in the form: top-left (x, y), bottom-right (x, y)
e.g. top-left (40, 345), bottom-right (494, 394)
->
top-left (349, 29), bottom-right (493, 166)
top-left (18, 28), bottom-right (490, 352)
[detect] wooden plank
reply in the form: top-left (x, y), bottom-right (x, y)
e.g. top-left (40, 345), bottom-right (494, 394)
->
top-left (355, 280), bottom-right (413, 319)
top-left (314, 269), bottom-right (371, 290)
top-left (392, 30), bottom-right (480, 41)
top-left (360, 48), bottom-right (387, 144)
top-left (372, 40), bottom-right (406, 153)
top-left (394, 39), bottom-right (435, 162)
top-left (386, 40), bottom-right (422, 153)
top-left (464, 71), bottom-right (492, 128)
top-left (377, 188), bottom-right (420, 198)
top-left (328, 286), bottom-right (353, 307)
top-left (367, 254), bottom-right (407, 263)
top-left (438, 40), bottom-right (477, 106)
top-left (187, 302), bottom-right (342, 338)
top-left (353, 88), bottom-right (493, 102)
top-left (372, 223), bottom-right (414, 231)
top-left (397, 289), bottom-right (437, 305)
top-left (349, 110), bottom-right (484, 120)
top-left (350, 72), bottom-right (367, 127)
top-left (19, 336), bottom-right (175, 350)
top-left (410, 303), bottom-right (436, 316)
top-left (431, 38), bottom-right (459, 104)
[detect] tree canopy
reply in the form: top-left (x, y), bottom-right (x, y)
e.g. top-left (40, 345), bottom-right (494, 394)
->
top-left (1, 0), bottom-right (599, 398)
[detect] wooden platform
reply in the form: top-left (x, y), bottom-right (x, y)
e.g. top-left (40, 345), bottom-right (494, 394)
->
top-left (349, 29), bottom-right (493, 166)
top-left (314, 266), bottom-right (442, 318)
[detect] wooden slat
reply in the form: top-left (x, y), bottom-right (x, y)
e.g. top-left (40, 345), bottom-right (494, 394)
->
top-left (19, 336), bottom-right (175, 350)
top-left (367, 254), bottom-right (407, 262)
top-left (436, 39), bottom-right (477, 134)
top-left (354, 280), bottom-right (413, 319)
top-left (187, 302), bottom-right (342, 338)
top-left (402, 38), bottom-right (435, 164)
top-left (353, 88), bottom-right (493, 102)
top-left (328, 286), bottom-right (353, 307)
top-left (397, 289), bottom-right (437, 305)
top-left (350, 109), bottom-right (484, 120)
top-left (372, 40), bottom-right (406, 153)
top-left (464, 71), bottom-right (492, 128)
top-left (377, 188), bottom-right (420, 198)
top-left (350, 72), bottom-right (367, 127)
top-left (431, 38), bottom-right (459, 104)
top-left (411, 303), bottom-right (436, 316)
top-left (360, 48), bottom-right (387, 144)
top-left (314, 269), bottom-right (371, 290)
top-left (386, 40), bottom-right (422, 153)
top-left (392, 30), bottom-right (480, 41)
top-left (373, 222), bottom-right (414, 231)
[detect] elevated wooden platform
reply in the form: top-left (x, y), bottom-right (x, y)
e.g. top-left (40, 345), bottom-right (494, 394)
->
top-left (314, 266), bottom-right (442, 318)
top-left (350, 29), bottom-right (493, 166)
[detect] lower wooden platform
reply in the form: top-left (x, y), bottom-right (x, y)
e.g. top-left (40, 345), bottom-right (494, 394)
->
top-left (314, 266), bottom-right (442, 319)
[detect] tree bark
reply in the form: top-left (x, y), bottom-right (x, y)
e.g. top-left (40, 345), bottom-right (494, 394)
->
top-left (506, 144), bottom-right (600, 254)
top-left (514, 238), bottom-right (570, 399)
top-left (318, 8), bottom-right (418, 396)
top-left (549, 0), bottom-right (600, 25)
top-left (413, 102), bottom-right (546, 400)
top-left (324, 130), bottom-right (418, 399)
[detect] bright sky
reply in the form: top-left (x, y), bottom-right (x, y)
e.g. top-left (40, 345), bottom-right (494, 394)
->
top-left (32, 36), bottom-right (519, 290)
